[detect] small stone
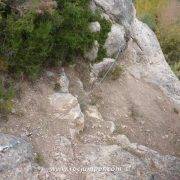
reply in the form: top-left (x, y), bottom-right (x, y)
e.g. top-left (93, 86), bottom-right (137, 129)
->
top-left (46, 71), bottom-right (55, 78)
top-left (115, 134), bottom-right (131, 148)
top-left (106, 121), bottom-right (116, 134)
top-left (59, 174), bottom-right (67, 180)
top-left (58, 68), bottom-right (69, 93)
top-left (11, 108), bottom-right (16, 114)
top-left (89, 21), bottom-right (101, 33)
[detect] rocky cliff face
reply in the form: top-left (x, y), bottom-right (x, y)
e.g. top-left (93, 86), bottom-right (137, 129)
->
top-left (90, 0), bottom-right (180, 105)
top-left (0, 0), bottom-right (180, 179)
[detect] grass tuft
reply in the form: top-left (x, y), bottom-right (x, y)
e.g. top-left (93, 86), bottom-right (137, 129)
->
top-left (0, 79), bottom-right (14, 118)
top-left (35, 152), bottom-right (45, 166)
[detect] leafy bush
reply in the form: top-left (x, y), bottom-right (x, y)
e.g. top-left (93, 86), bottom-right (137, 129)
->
top-left (0, 57), bottom-right (7, 71)
top-left (157, 24), bottom-right (180, 78)
top-left (1, 11), bottom-right (56, 79)
top-left (96, 17), bottom-right (111, 61)
top-left (0, 0), bottom-right (111, 79)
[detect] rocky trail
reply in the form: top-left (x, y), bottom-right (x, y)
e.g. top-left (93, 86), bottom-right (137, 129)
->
top-left (0, 0), bottom-right (180, 179)
top-left (0, 68), bottom-right (179, 179)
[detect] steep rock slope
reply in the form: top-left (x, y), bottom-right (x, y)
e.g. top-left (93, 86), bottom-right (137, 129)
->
top-left (1, 72), bottom-right (179, 179)
top-left (91, 0), bottom-right (180, 104)
top-left (0, 0), bottom-right (180, 179)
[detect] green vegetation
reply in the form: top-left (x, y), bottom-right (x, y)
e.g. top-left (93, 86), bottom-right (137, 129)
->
top-left (157, 25), bottom-right (180, 79)
top-left (173, 107), bottom-right (179, 114)
top-left (110, 65), bottom-right (124, 80)
top-left (0, 0), bottom-right (111, 79)
top-left (96, 17), bottom-right (111, 61)
top-left (98, 64), bottom-right (124, 81)
top-left (0, 79), bottom-right (14, 116)
top-left (35, 152), bottom-right (45, 166)
top-left (113, 123), bottom-right (122, 135)
top-left (0, 0), bottom-right (111, 117)
top-left (135, 0), bottom-right (180, 79)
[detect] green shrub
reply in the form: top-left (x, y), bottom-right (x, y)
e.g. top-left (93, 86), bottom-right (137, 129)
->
top-left (96, 17), bottom-right (111, 61)
top-left (52, 1), bottom-right (95, 63)
top-left (157, 24), bottom-right (180, 79)
top-left (35, 152), bottom-right (45, 166)
top-left (110, 65), bottom-right (124, 80)
top-left (140, 13), bottom-right (157, 31)
top-left (0, 9), bottom-right (60, 79)
top-left (0, 0), bottom-right (111, 79)
top-left (2, 12), bottom-right (56, 79)
top-left (172, 62), bottom-right (180, 79)
top-left (0, 79), bottom-right (14, 115)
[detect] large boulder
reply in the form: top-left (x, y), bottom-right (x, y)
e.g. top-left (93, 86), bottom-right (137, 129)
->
top-left (75, 142), bottom-right (180, 180)
top-left (80, 105), bottom-right (116, 144)
top-left (0, 133), bottom-right (33, 172)
top-left (0, 133), bottom-right (39, 179)
top-left (91, 0), bottom-right (180, 105)
top-left (128, 18), bottom-right (180, 104)
top-left (104, 23), bottom-right (126, 57)
top-left (49, 93), bottom-right (84, 138)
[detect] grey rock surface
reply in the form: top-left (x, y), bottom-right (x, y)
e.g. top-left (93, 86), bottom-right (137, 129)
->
top-left (104, 23), bottom-right (126, 57)
top-left (85, 40), bottom-right (99, 61)
top-left (93, 0), bottom-right (180, 104)
top-left (91, 58), bottom-right (115, 82)
top-left (49, 93), bottom-right (84, 138)
top-left (58, 68), bottom-right (70, 93)
top-left (75, 142), bottom-right (180, 180)
top-left (0, 133), bottom-right (33, 171)
top-left (1, 1), bottom-right (180, 179)
top-left (128, 18), bottom-right (180, 104)
top-left (0, 133), bottom-right (41, 180)
top-left (89, 21), bottom-right (101, 33)
top-left (92, 0), bottom-right (135, 27)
